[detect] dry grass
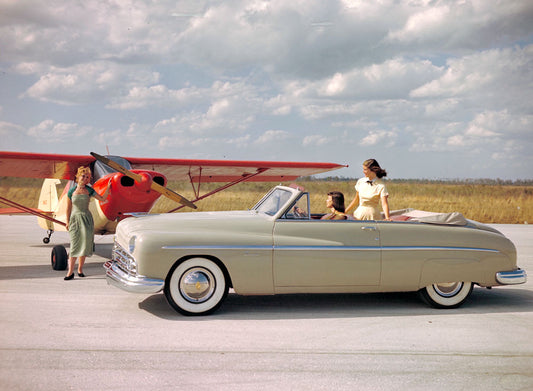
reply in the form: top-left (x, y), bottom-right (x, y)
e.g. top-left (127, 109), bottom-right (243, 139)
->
top-left (153, 180), bottom-right (533, 224)
top-left (1, 177), bottom-right (531, 224)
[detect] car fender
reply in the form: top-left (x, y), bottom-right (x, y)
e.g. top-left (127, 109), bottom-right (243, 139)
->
top-left (419, 257), bottom-right (483, 287)
top-left (133, 229), bottom-right (276, 295)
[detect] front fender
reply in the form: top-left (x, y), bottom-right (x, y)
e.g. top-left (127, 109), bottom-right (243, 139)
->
top-left (133, 229), bottom-right (275, 295)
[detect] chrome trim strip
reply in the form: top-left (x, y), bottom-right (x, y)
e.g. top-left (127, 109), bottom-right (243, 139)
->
top-left (276, 246), bottom-right (379, 251)
top-left (162, 245), bottom-right (499, 252)
top-left (162, 245), bottom-right (273, 250)
top-left (496, 269), bottom-right (527, 285)
top-left (276, 246), bottom-right (498, 252)
top-left (381, 246), bottom-right (500, 253)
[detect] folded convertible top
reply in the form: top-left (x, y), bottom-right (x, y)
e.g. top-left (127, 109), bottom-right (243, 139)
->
top-left (390, 209), bottom-right (468, 226)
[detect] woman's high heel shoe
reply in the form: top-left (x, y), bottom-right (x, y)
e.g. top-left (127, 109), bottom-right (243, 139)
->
top-left (64, 274), bottom-right (74, 281)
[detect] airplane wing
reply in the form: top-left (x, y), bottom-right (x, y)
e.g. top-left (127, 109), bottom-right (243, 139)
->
top-left (126, 157), bottom-right (346, 182)
top-left (0, 151), bottom-right (347, 181)
top-left (0, 151), bottom-right (93, 180)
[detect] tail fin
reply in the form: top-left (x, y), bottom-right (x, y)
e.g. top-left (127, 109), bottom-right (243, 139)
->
top-left (38, 179), bottom-right (61, 231)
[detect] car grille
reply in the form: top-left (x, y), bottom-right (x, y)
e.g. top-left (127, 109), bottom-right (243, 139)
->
top-left (112, 241), bottom-right (137, 276)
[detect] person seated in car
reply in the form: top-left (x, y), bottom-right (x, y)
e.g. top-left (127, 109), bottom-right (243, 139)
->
top-left (321, 191), bottom-right (347, 220)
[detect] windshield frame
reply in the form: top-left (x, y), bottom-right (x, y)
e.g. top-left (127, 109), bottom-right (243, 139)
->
top-left (280, 192), bottom-right (311, 220)
top-left (252, 187), bottom-right (295, 217)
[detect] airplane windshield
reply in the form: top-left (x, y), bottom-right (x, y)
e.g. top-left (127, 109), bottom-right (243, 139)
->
top-left (92, 156), bottom-right (132, 182)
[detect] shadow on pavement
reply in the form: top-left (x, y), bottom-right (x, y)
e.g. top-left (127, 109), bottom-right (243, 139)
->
top-left (0, 241), bottom-right (111, 280)
top-left (0, 261), bottom-right (107, 280)
top-left (138, 287), bottom-right (533, 321)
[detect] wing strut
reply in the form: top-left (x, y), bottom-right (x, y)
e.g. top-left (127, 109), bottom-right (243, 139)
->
top-left (0, 196), bottom-right (66, 226)
top-left (188, 167), bottom-right (203, 199)
top-left (167, 168), bottom-right (269, 213)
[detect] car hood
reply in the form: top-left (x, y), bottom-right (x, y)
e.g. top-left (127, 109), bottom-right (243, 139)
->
top-left (117, 210), bottom-right (267, 235)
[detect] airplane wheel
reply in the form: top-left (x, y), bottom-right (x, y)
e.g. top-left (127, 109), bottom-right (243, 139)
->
top-left (43, 230), bottom-right (53, 244)
top-left (51, 245), bottom-right (68, 271)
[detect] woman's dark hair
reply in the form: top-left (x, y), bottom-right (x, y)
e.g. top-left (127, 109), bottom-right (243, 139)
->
top-left (363, 159), bottom-right (387, 178)
top-left (327, 191), bottom-right (345, 213)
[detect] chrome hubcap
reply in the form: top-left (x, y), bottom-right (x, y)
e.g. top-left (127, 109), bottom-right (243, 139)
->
top-left (433, 282), bottom-right (463, 297)
top-left (179, 268), bottom-right (215, 303)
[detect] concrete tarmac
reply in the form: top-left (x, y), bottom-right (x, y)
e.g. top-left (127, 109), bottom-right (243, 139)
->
top-left (0, 216), bottom-right (532, 391)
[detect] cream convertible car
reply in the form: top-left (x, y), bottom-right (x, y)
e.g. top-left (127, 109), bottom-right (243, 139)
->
top-left (104, 185), bottom-right (526, 315)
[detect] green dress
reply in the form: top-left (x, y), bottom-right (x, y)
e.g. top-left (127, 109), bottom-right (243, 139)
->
top-left (68, 186), bottom-right (96, 257)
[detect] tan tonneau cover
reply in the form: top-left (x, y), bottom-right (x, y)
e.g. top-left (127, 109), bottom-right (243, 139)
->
top-left (389, 209), bottom-right (468, 226)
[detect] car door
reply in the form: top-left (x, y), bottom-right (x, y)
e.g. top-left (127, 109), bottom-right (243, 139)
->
top-left (272, 218), bottom-right (381, 291)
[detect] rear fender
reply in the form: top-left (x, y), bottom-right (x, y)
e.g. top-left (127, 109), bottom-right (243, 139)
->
top-left (419, 257), bottom-right (483, 287)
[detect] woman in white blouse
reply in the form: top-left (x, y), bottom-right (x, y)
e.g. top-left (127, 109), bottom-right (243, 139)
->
top-left (345, 159), bottom-right (391, 220)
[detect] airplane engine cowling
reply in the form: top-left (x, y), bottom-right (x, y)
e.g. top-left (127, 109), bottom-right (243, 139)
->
top-left (93, 170), bottom-right (167, 222)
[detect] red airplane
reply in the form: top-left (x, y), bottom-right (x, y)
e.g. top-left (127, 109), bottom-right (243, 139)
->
top-left (0, 151), bottom-right (346, 270)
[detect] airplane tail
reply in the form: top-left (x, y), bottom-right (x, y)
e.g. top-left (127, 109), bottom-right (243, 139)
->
top-left (37, 179), bottom-right (61, 231)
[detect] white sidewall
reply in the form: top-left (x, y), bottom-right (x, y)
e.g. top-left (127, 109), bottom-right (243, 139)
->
top-left (168, 258), bottom-right (226, 314)
top-left (426, 282), bottom-right (472, 307)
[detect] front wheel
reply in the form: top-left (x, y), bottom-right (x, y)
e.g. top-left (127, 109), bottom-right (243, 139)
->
top-left (51, 245), bottom-right (68, 270)
top-left (164, 258), bottom-right (228, 316)
top-left (419, 281), bottom-right (473, 309)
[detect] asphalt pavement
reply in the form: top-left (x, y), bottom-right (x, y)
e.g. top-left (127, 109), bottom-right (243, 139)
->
top-left (0, 216), bottom-right (532, 391)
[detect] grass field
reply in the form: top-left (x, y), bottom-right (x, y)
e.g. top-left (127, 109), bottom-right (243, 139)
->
top-left (1, 178), bottom-right (531, 224)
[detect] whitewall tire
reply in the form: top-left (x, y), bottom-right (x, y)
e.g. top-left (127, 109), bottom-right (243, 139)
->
top-left (419, 281), bottom-right (473, 309)
top-left (164, 258), bottom-right (228, 316)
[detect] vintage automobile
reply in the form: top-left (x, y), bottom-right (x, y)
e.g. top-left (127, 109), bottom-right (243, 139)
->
top-left (104, 185), bottom-right (526, 315)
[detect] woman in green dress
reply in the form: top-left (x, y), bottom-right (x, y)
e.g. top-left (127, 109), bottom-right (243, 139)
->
top-left (64, 166), bottom-right (111, 280)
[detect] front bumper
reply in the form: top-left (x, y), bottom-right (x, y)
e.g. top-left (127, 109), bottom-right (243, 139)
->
top-left (496, 268), bottom-right (527, 285)
top-left (104, 260), bottom-right (164, 294)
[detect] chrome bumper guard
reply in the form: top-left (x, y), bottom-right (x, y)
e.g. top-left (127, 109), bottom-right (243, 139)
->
top-left (104, 261), bottom-right (164, 294)
top-left (496, 269), bottom-right (527, 285)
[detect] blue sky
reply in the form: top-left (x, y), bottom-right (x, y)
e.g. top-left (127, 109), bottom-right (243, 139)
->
top-left (1, 0), bottom-right (532, 180)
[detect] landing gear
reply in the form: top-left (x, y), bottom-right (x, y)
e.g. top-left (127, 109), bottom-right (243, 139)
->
top-left (51, 245), bottom-right (68, 271)
top-left (43, 230), bottom-right (53, 244)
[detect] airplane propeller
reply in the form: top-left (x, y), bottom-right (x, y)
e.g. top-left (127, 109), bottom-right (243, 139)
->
top-left (90, 152), bottom-right (197, 209)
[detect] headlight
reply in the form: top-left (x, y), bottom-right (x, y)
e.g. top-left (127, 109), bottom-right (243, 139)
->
top-left (128, 235), bottom-right (136, 254)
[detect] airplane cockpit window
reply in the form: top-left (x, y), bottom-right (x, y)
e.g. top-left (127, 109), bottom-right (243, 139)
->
top-left (92, 156), bottom-right (132, 182)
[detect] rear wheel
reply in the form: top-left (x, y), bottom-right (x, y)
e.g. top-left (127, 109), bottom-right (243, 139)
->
top-left (51, 245), bottom-right (68, 270)
top-left (419, 281), bottom-right (473, 309)
top-left (164, 258), bottom-right (228, 316)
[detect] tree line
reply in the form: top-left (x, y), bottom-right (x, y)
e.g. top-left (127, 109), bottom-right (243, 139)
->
top-left (301, 176), bottom-right (533, 186)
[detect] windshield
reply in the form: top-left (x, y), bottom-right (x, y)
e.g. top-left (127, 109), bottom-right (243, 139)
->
top-left (92, 156), bottom-right (132, 182)
top-left (253, 188), bottom-right (293, 216)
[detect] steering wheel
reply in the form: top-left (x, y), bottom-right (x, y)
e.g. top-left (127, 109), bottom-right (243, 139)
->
top-left (293, 206), bottom-right (308, 218)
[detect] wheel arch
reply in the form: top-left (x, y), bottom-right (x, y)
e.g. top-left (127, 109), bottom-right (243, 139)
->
top-left (418, 257), bottom-right (485, 289)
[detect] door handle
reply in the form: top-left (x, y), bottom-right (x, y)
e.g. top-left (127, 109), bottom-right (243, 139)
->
top-left (361, 226), bottom-right (377, 231)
